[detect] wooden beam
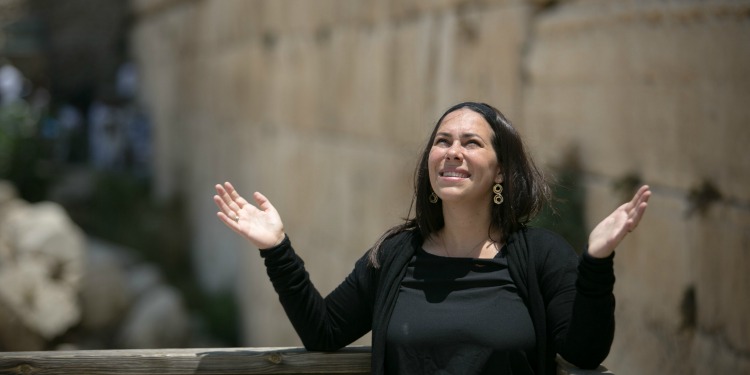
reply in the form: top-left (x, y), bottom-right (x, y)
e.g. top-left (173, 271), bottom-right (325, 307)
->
top-left (0, 346), bottom-right (371, 375)
top-left (0, 346), bottom-right (614, 374)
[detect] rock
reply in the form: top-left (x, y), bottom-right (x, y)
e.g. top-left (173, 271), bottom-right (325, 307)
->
top-left (0, 199), bottom-right (85, 347)
top-left (126, 263), bottom-right (162, 299)
top-left (0, 180), bottom-right (17, 204)
top-left (0, 180), bottom-right (24, 226)
top-left (116, 284), bottom-right (189, 349)
top-left (79, 238), bottom-right (136, 331)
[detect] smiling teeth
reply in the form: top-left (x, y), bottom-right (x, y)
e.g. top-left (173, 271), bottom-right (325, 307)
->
top-left (443, 171), bottom-right (469, 178)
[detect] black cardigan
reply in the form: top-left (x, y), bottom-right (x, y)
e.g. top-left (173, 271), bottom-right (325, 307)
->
top-left (261, 227), bottom-right (615, 375)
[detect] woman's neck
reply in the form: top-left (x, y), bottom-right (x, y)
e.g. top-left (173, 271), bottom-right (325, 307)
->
top-left (441, 199), bottom-right (492, 233)
top-left (432, 201), bottom-right (500, 258)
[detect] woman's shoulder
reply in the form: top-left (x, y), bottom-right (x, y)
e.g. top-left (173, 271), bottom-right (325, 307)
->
top-left (521, 226), bottom-right (570, 244)
top-left (371, 229), bottom-right (420, 264)
top-left (379, 229), bottom-right (420, 252)
top-left (516, 226), bottom-right (578, 258)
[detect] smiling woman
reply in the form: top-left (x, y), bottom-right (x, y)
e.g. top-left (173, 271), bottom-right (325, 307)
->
top-left (212, 102), bottom-right (651, 375)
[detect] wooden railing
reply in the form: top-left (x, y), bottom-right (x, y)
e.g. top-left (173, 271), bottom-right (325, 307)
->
top-left (0, 346), bottom-right (612, 374)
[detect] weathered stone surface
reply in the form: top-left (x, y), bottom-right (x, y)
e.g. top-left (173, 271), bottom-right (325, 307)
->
top-left (0, 180), bottom-right (17, 204)
top-left (526, 4), bottom-right (750, 373)
top-left (0, 296), bottom-right (46, 351)
top-left (0, 199), bottom-right (84, 344)
top-left (689, 202), bottom-right (750, 362)
top-left (524, 1), bottom-right (750, 201)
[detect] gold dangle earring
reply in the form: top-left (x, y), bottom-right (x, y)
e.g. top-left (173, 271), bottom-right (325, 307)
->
top-left (493, 183), bottom-right (504, 205)
top-left (429, 191), bottom-right (439, 204)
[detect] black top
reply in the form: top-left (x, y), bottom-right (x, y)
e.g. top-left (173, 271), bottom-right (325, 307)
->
top-left (385, 248), bottom-right (535, 374)
top-left (260, 228), bottom-right (615, 375)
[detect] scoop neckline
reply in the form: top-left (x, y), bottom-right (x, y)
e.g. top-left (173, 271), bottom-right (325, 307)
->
top-left (416, 245), bottom-right (505, 261)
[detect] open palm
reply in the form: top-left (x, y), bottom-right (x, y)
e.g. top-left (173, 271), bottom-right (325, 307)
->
top-left (588, 185), bottom-right (651, 259)
top-left (213, 182), bottom-right (286, 249)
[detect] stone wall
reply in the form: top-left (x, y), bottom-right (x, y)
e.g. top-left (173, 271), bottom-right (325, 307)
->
top-left (130, 0), bottom-right (750, 373)
top-left (524, 1), bottom-right (750, 373)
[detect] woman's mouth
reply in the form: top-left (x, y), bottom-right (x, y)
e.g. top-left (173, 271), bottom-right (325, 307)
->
top-left (441, 171), bottom-right (470, 178)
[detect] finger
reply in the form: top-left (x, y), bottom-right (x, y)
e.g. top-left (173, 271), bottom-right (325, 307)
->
top-left (214, 185), bottom-right (233, 212)
top-left (627, 198), bottom-right (650, 232)
top-left (625, 185), bottom-right (645, 210)
top-left (253, 191), bottom-right (275, 212)
top-left (626, 185), bottom-right (651, 216)
top-left (213, 194), bottom-right (239, 221)
top-left (638, 186), bottom-right (652, 206)
top-left (224, 181), bottom-right (251, 208)
top-left (630, 187), bottom-right (651, 216)
top-left (216, 211), bottom-right (242, 234)
top-left (632, 200), bottom-right (649, 224)
top-left (217, 183), bottom-right (242, 213)
top-left (213, 192), bottom-right (230, 212)
top-left (633, 185), bottom-right (651, 206)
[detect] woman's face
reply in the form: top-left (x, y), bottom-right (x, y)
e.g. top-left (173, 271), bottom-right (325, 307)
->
top-left (428, 108), bottom-right (503, 206)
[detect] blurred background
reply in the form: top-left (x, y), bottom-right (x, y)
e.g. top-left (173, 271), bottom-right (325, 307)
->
top-left (0, 0), bottom-right (747, 374)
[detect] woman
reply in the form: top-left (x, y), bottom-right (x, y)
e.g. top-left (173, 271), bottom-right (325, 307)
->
top-left (213, 102), bottom-right (650, 374)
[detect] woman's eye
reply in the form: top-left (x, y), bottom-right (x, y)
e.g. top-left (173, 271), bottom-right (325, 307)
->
top-left (435, 138), bottom-right (449, 145)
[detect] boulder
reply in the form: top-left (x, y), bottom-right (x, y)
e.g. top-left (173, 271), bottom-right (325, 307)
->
top-left (0, 190), bottom-right (85, 349)
top-left (116, 284), bottom-right (190, 349)
top-left (79, 238), bottom-right (136, 331)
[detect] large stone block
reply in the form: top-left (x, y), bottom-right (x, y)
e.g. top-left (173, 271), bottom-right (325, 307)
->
top-left (524, 1), bottom-right (750, 201)
top-left (692, 330), bottom-right (750, 374)
top-left (688, 202), bottom-right (750, 356)
top-left (432, 4), bottom-right (529, 120)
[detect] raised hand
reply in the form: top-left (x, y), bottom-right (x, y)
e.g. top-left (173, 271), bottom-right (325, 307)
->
top-left (587, 185), bottom-right (651, 259)
top-left (213, 182), bottom-right (286, 250)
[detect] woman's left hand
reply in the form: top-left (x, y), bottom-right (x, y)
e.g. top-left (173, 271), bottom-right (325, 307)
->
top-left (587, 185), bottom-right (651, 259)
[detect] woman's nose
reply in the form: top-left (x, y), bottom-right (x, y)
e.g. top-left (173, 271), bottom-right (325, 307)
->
top-left (446, 142), bottom-right (462, 160)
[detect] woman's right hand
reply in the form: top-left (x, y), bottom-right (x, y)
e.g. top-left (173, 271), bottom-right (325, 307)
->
top-left (213, 182), bottom-right (285, 249)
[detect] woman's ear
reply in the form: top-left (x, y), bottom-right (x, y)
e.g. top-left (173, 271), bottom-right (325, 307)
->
top-left (495, 172), bottom-right (504, 184)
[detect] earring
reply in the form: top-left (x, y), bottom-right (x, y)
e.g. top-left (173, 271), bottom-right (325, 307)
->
top-left (429, 192), bottom-right (439, 204)
top-left (493, 183), bottom-right (503, 205)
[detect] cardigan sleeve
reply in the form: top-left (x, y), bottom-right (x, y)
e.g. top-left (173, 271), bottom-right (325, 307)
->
top-left (558, 251), bottom-right (615, 368)
top-left (260, 235), bottom-right (375, 351)
top-left (534, 230), bottom-right (616, 370)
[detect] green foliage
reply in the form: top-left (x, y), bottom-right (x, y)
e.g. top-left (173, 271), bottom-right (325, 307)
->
top-left (0, 101), bottom-right (52, 202)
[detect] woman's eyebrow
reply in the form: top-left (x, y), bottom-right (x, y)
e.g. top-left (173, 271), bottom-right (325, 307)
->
top-left (435, 132), bottom-right (483, 139)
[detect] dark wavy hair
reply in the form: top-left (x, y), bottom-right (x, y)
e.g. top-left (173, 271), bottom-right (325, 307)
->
top-left (368, 102), bottom-right (550, 267)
